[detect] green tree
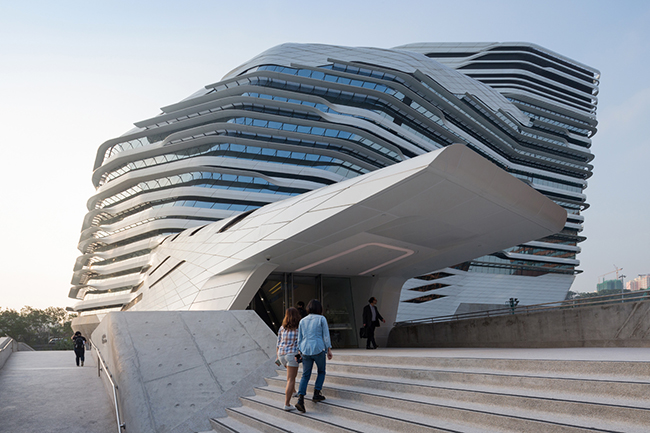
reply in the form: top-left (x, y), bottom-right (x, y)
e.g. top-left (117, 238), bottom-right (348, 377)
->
top-left (0, 306), bottom-right (77, 350)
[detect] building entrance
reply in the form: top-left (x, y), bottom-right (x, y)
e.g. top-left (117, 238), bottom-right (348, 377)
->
top-left (248, 273), bottom-right (359, 348)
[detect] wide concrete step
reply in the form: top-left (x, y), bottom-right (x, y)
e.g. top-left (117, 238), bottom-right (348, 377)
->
top-left (264, 372), bottom-right (650, 428)
top-left (210, 408), bottom-right (297, 433)
top-left (210, 351), bottom-right (650, 432)
top-left (331, 354), bottom-right (650, 380)
top-left (221, 390), bottom-right (488, 433)
top-left (325, 361), bottom-right (650, 403)
top-left (258, 379), bottom-right (639, 433)
top-left (323, 371), bottom-right (650, 418)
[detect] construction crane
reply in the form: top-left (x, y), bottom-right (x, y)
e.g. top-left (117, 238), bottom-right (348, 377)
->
top-left (598, 265), bottom-right (623, 283)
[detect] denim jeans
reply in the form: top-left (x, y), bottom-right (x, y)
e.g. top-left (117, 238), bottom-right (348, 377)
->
top-left (298, 351), bottom-right (326, 396)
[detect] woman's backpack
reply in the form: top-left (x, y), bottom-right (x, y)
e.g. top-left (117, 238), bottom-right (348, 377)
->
top-left (74, 337), bottom-right (85, 350)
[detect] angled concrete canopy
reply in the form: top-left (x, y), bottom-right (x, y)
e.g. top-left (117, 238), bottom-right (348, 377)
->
top-left (126, 144), bottom-right (566, 321)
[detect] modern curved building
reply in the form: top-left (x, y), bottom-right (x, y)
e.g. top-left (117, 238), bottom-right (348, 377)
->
top-left (70, 42), bottom-right (598, 325)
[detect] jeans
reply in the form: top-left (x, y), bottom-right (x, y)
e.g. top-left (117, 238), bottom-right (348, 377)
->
top-left (298, 351), bottom-right (326, 396)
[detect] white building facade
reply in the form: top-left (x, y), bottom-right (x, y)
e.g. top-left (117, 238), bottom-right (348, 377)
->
top-left (70, 43), bottom-right (599, 325)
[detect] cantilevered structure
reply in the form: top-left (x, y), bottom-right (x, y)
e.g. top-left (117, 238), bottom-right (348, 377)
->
top-left (95, 145), bottom-right (566, 348)
top-left (70, 42), bottom-right (598, 326)
top-left (393, 43), bottom-right (598, 320)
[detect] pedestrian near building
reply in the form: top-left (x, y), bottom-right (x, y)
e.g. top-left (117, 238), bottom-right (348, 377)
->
top-left (71, 331), bottom-right (86, 366)
top-left (362, 297), bottom-right (385, 350)
top-left (295, 299), bottom-right (333, 413)
top-left (296, 301), bottom-right (307, 319)
top-left (276, 307), bottom-right (301, 411)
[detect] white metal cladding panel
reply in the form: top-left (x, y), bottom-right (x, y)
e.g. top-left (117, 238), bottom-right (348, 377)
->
top-left (395, 42), bottom-right (599, 118)
top-left (71, 42), bottom-right (596, 314)
top-left (104, 146), bottom-right (565, 316)
top-left (396, 272), bottom-right (575, 322)
top-left (223, 43), bottom-right (525, 123)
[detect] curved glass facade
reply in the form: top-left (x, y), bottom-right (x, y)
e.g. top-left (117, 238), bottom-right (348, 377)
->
top-left (70, 42), bottom-right (598, 318)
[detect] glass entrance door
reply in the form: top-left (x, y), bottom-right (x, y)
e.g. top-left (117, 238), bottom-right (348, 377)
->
top-left (250, 273), bottom-right (359, 348)
top-left (322, 277), bottom-right (358, 348)
top-left (289, 275), bottom-right (320, 313)
top-left (250, 273), bottom-right (286, 333)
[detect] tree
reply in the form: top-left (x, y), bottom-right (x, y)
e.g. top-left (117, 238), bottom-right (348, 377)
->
top-left (0, 306), bottom-right (77, 350)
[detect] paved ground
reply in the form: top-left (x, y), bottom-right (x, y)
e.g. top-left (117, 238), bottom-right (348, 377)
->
top-left (0, 350), bottom-right (116, 433)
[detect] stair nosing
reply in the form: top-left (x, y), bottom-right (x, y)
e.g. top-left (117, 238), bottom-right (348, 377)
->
top-left (241, 392), bottom-right (466, 433)
top-left (326, 361), bottom-right (650, 384)
top-left (250, 387), bottom-right (627, 433)
top-left (269, 370), bottom-right (650, 410)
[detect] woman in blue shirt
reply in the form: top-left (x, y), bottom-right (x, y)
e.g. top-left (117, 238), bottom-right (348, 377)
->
top-left (294, 299), bottom-right (333, 413)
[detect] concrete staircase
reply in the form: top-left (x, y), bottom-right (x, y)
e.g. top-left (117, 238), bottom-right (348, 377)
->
top-left (209, 351), bottom-right (650, 432)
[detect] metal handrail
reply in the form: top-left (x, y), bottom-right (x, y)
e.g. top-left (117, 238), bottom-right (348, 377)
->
top-left (0, 337), bottom-right (13, 352)
top-left (395, 290), bottom-right (650, 326)
top-left (91, 339), bottom-right (126, 432)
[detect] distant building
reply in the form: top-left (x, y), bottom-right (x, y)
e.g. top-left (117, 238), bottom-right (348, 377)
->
top-left (597, 279), bottom-right (623, 292)
top-left (626, 275), bottom-right (650, 291)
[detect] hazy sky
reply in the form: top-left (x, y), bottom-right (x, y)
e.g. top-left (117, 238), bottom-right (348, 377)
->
top-left (0, 0), bottom-right (647, 311)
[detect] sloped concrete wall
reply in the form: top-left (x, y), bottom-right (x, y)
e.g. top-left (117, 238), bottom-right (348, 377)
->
top-left (16, 342), bottom-right (34, 351)
top-left (92, 310), bottom-right (278, 433)
top-left (0, 337), bottom-right (17, 369)
top-left (71, 313), bottom-right (102, 339)
top-left (388, 300), bottom-right (650, 348)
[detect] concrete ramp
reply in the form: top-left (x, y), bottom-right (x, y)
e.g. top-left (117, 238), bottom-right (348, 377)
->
top-left (91, 310), bottom-right (278, 433)
top-left (0, 350), bottom-right (116, 433)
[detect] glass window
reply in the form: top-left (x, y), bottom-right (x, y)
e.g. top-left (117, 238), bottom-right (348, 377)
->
top-left (322, 277), bottom-right (358, 349)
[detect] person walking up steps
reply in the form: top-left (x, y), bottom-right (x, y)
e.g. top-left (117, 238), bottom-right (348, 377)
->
top-left (294, 299), bottom-right (332, 413)
top-left (276, 307), bottom-right (301, 411)
top-left (72, 331), bottom-right (86, 366)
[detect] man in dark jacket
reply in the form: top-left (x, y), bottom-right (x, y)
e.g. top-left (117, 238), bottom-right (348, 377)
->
top-left (72, 331), bottom-right (87, 366)
top-left (362, 297), bottom-right (385, 349)
top-left (296, 301), bottom-right (308, 319)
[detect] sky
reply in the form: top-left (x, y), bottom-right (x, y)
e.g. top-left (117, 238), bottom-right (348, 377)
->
top-left (0, 0), bottom-right (647, 311)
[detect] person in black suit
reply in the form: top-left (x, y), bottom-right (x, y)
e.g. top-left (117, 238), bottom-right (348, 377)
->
top-left (362, 297), bottom-right (385, 349)
top-left (296, 301), bottom-right (308, 319)
top-left (71, 331), bottom-right (87, 366)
